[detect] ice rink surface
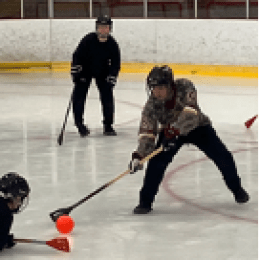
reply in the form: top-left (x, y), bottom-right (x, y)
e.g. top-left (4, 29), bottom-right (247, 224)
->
top-left (0, 72), bottom-right (258, 260)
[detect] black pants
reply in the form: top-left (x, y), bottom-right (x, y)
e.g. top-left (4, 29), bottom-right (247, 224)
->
top-left (72, 76), bottom-right (114, 126)
top-left (139, 125), bottom-right (242, 207)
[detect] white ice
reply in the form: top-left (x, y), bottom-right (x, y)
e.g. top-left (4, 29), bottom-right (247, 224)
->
top-left (0, 73), bottom-right (258, 260)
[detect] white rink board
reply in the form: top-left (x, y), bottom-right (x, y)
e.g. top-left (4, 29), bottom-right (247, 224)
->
top-left (0, 19), bottom-right (257, 65)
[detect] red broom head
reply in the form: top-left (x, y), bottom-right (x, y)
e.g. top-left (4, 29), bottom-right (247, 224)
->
top-left (245, 115), bottom-right (258, 128)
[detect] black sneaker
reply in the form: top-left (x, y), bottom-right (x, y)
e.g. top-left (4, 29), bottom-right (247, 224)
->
top-left (76, 124), bottom-right (90, 137)
top-left (103, 125), bottom-right (117, 136)
top-left (133, 205), bottom-right (152, 214)
top-left (233, 187), bottom-right (250, 204)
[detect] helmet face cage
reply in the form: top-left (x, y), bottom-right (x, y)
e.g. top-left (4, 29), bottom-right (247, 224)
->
top-left (96, 15), bottom-right (113, 32)
top-left (146, 65), bottom-right (174, 97)
top-left (12, 195), bottom-right (29, 214)
top-left (0, 172), bottom-right (30, 213)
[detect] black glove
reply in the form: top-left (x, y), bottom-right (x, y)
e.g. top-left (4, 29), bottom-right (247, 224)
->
top-left (5, 234), bottom-right (16, 249)
top-left (129, 152), bottom-right (143, 174)
top-left (71, 64), bottom-right (82, 84)
top-left (106, 75), bottom-right (117, 88)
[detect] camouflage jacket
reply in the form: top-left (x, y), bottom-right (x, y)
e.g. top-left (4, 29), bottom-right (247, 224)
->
top-left (136, 78), bottom-right (211, 158)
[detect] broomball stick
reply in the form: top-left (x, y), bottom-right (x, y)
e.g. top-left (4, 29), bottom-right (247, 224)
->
top-left (57, 89), bottom-right (74, 146)
top-left (49, 146), bottom-right (164, 222)
top-left (14, 237), bottom-right (70, 253)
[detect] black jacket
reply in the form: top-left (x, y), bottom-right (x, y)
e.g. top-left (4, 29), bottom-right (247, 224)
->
top-left (0, 197), bottom-right (14, 251)
top-left (72, 32), bottom-right (121, 78)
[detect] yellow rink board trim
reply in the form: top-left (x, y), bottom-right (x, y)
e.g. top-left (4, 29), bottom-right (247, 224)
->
top-left (0, 62), bottom-right (257, 78)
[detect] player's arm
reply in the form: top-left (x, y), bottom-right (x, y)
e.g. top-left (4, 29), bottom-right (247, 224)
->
top-left (0, 214), bottom-right (15, 251)
top-left (136, 99), bottom-right (159, 157)
top-left (129, 114), bottom-right (157, 174)
top-left (136, 117), bottom-right (157, 158)
top-left (71, 36), bottom-right (89, 83)
top-left (172, 79), bottom-right (201, 135)
top-left (109, 40), bottom-right (121, 77)
top-left (106, 39), bottom-right (121, 88)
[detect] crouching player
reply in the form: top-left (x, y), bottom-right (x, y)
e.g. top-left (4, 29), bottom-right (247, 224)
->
top-left (0, 172), bottom-right (30, 250)
top-left (129, 65), bottom-right (249, 214)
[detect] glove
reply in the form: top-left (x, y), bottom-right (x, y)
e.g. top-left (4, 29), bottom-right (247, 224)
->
top-left (129, 152), bottom-right (143, 174)
top-left (71, 64), bottom-right (82, 84)
top-left (106, 75), bottom-right (117, 88)
top-left (5, 234), bottom-right (16, 249)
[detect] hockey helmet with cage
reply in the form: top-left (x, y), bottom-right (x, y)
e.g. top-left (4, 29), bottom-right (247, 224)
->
top-left (146, 65), bottom-right (174, 94)
top-left (96, 15), bottom-right (113, 31)
top-left (0, 172), bottom-right (30, 213)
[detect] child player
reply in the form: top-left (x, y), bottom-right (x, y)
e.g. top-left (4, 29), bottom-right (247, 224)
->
top-left (0, 172), bottom-right (30, 251)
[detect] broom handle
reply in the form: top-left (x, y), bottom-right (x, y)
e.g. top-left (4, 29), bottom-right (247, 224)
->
top-left (14, 238), bottom-right (46, 245)
top-left (71, 146), bottom-right (164, 209)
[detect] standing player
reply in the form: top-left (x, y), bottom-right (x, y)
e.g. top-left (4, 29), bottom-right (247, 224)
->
top-left (129, 65), bottom-right (249, 214)
top-left (71, 15), bottom-right (121, 137)
top-left (0, 173), bottom-right (30, 251)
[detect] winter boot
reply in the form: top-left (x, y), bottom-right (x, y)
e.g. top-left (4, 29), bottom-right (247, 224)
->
top-left (133, 204), bottom-right (152, 214)
top-left (233, 187), bottom-right (250, 204)
top-left (103, 125), bottom-right (117, 136)
top-left (76, 124), bottom-right (90, 137)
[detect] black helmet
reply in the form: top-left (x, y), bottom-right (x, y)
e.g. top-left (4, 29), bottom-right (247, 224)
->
top-left (96, 15), bottom-right (113, 31)
top-left (0, 172), bottom-right (30, 213)
top-left (147, 65), bottom-right (174, 91)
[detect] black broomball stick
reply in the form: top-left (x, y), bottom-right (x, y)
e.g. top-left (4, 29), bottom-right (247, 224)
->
top-left (49, 146), bottom-right (164, 222)
top-left (14, 237), bottom-right (70, 252)
top-left (57, 89), bottom-right (74, 146)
